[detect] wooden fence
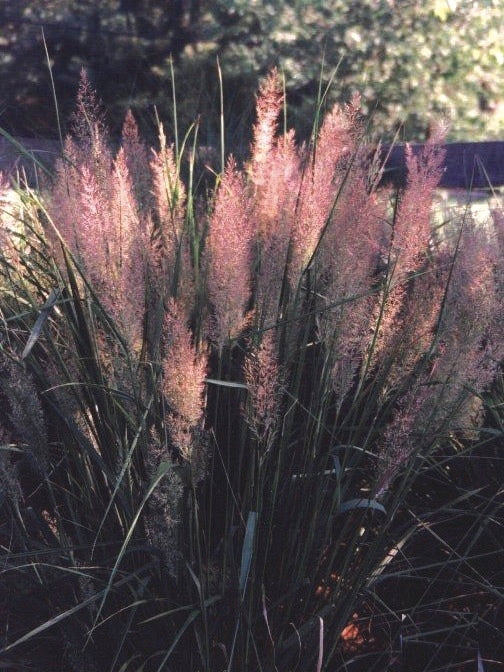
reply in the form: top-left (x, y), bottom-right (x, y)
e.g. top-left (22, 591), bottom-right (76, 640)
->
top-left (380, 141), bottom-right (504, 190)
top-left (1, 135), bottom-right (503, 190)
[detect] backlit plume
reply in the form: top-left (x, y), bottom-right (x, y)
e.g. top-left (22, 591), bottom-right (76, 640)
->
top-left (374, 129), bottom-right (446, 360)
top-left (49, 72), bottom-right (147, 355)
top-left (150, 124), bottom-right (187, 292)
top-left (248, 68), bottom-right (284, 187)
top-left (243, 330), bottom-right (284, 450)
top-left (206, 157), bottom-right (253, 349)
top-left (162, 299), bottom-right (208, 462)
top-left (253, 131), bottom-right (300, 324)
top-left (121, 109), bottom-right (152, 213)
top-left (290, 98), bottom-right (360, 281)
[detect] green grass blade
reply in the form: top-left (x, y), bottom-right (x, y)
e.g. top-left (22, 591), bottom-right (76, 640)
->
top-left (88, 461), bottom-right (175, 641)
top-left (239, 511), bottom-right (258, 598)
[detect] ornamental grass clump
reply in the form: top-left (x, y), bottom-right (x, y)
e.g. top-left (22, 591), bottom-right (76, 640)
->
top-left (1, 69), bottom-right (503, 671)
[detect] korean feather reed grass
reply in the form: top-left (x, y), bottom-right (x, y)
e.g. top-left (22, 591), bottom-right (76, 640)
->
top-left (0, 69), bottom-right (503, 671)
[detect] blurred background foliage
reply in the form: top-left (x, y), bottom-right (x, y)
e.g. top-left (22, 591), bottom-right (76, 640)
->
top-left (1, 0), bottom-right (503, 148)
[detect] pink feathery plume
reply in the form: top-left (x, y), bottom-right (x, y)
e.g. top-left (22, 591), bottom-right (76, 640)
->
top-left (149, 124), bottom-right (187, 290)
top-left (435, 224), bottom-right (502, 398)
top-left (243, 330), bottom-right (284, 451)
top-left (0, 424), bottom-right (21, 506)
top-left (150, 123), bottom-right (186, 241)
top-left (392, 128), bottom-right (446, 282)
top-left (70, 69), bottom-right (113, 186)
top-left (384, 260), bottom-right (447, 389)
top-left (77, 164), bottom-right (111, 288)
top-left (51, 131), bottom-right (148, 355)
top-left (206, 156), bottom-right (254, 349)
top-left (290, 98), bottom-right (361, 280)
top-left (107, 148), bottom-right (147, 352)
top-left (0, 173), bottom-right (24, 267)
top-left (374, 126), bottom-right (446, 361)
top-left (49, 138), bottom-right (82, 254)
top-left (374, 380), bottom-right (430, 499)
top-left (253, 129), bottom-right (300, 239)
top-left (315, 169), bottom-right (388, 400)
top-left (71, 69), bottom-right (106, 143)
top-left (48, 71), bottom-right (113, 261)
top-left (0, 355), bottom-right (49, 475)
top-left (246, 70), bottom-right (303, 322)
top-left (375, 222), bottom-right (503, 498)
top-left (254, 131), bottom-right (301, 324)
top-left (162, 298), bottom-right (208, 462)
top-left (248, 68), bottom-right (284, 188)
top-left (121, 109), bottom-right (152, 214)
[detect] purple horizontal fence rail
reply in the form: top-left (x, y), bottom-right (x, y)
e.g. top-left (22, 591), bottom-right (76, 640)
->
top-left (1, 137), bottom-right (504, 189)
top-left (0, 136), bottom-right (61, 185)
top-left (379, 141), bottom-right (504, 189)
